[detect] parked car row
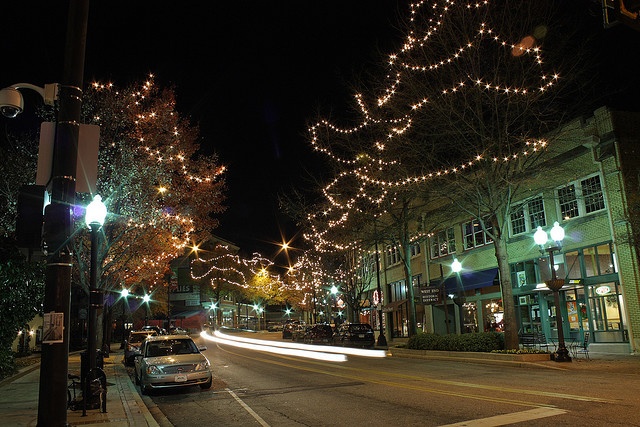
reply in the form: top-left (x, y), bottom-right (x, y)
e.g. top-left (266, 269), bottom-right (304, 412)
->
top-left (283, 322), bottom-right (376, 348)
top-left (124, 330), bottom-right (158, 366)
top-left (124, 326), bottom-right (190, 365)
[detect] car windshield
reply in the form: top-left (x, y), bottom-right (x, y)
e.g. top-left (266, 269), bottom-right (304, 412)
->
top-left (145, 339), bottom-right (199, 357)
top-left (129, 332), bottom-right (156, 343)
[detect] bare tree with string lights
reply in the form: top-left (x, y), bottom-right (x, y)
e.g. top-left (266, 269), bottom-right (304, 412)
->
top-left (305, 1), bottom-right (597, 348)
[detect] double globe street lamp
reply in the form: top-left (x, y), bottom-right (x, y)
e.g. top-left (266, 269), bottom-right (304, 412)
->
top-left (84, 194), bottom-right (107, 413)
top-left (533, 221), bottom-right (571, 362)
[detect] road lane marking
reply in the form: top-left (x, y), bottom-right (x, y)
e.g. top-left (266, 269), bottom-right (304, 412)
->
top-left (439, 407), bottom-right (568, 426)
top-left (216, 343), bottom-right (613, 405)
top-left (216, 345), bottom-right (549, 408)
top-left (226, 387), bottom-right (271, 427)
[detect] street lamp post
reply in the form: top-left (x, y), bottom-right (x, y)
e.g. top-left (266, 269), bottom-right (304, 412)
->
top-left (330, 285), bottom-right (338, 324)
top-left (374, 241), bottom-right (387, 347)
top-left (451, 258), bottom-right (464, 334)
top-left (143, 294), bottom-right (151, 326)
top-left (84, 195), bottom-right (107, 413)
top-left (534, 222), bottom-right (571, 362)
top-left (120, 288), bottom-right (130, 348)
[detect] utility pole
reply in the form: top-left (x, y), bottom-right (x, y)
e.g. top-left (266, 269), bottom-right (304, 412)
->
top-left (37, 1), bottom-right (89, 425)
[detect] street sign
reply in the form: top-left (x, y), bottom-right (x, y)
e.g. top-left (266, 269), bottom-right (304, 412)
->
top-left (420, 286), bottom-right (441, 304)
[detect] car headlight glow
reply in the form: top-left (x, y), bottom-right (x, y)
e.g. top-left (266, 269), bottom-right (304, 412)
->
top-left (146, 365), bottom-right (161, 375)
top-left (195, 360), bottom-right (210, 371)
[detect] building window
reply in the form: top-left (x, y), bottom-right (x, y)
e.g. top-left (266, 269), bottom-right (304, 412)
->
top-left (463, 218), bottom-right (493, 250)
top-left (584, 243), bottom-right (615, 276)
top-left (388, 280), bottom-right (407, 302)
top-left (411, 242), bottom-right (421, 257)
top-left (510, 260), bottom-right (537, 287)
top-left (510, 195), bottom-right (546, 236)
top-left (557, 174), bottom-right (605, 220)
top-left (582, 176), bottom-right (606, 213)
top-left (412, 274), bottom-right (422, 287)
top-left (358, 254), bottom-right (374, 278)
top-left (430, 228), bottom-right (456, 258)
top-left (386, 245), bottom-right (400, 265)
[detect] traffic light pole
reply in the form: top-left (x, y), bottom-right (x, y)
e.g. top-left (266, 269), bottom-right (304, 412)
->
top-left (37, 1), bottom-right (89, 425)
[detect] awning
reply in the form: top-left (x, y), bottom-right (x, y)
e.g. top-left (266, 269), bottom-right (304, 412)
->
top-left (382, 299), bottom-right (408, 313)
top-left (443, 268), bottom-right (499, 294)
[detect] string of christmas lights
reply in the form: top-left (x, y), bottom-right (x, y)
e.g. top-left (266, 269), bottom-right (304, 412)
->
top-left (304, 0), bottom-right (559, 255)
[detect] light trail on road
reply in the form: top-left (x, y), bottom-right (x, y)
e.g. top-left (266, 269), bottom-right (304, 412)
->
top-left (201, 331), bottom-right (347, 362)
top-left (203, 330), bottom-right (387, 359)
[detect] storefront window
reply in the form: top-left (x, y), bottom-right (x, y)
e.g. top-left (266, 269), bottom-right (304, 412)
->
top-left (517, 293), bottom-right (541, 333)
top-left (587, 282), bottom-right (627, 342)
top-left (462, 302), bottom-right (478, 333)
top-left (538, 253), bottom-right (566, 283)
top-left (511, 260), bottom-right (536, 287)
top-left (584, 244), bottom-right (615, 276)
top-left (482, 298), bottom-right (503, 331)
top-left (565, 250), bottom-right (580, 279)
top-left (597, 244), bottom-right (615, 274)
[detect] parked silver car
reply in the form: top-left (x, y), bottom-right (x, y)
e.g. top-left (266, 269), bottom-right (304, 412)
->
top-left (134, 334), bottom-right (212, 394)
top-left (124, 330), bottom-right (158, 366)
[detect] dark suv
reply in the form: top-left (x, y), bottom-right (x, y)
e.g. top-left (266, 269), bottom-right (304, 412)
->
top-left (282, 321), bottom-right (301, 339)
top-left (291, 324), bottom-right (311, 342)
top-left (303, 324), bottom-right (334, 345)
top-left (332, 323), bottom-right (375, 348)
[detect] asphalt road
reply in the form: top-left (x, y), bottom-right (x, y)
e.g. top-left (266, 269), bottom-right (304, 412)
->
top-left (130, 334), bottom-right (640, 426)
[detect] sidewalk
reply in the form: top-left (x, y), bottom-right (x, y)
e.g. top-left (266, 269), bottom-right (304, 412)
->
top-left (0, 344), bottom-right (169, 426)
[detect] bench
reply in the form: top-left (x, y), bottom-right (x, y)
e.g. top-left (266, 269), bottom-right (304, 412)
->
top-left (519, 332), bottom-right (553, 352)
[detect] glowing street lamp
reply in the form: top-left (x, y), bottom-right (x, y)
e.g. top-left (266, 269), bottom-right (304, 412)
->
top-left (451, 258), bottom-right (462, 273)
top-left (252, 304), bottom-right (264, 330)
top-left (84, 195), bottom-right (107, 369)
top-left (450, 258), bottom-right (466, 334)
top-left (533, 221), bottom-right (571, 362)
top-left (143, 293), bottom-right (151, 326)
top-left (84, 194), bottom-right (107, 415)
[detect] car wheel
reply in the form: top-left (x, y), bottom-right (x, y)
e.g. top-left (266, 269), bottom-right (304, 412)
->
top-left (139, 378), bottom-right (148, 395)
top-left (200, 377), bottom-right (212, 390)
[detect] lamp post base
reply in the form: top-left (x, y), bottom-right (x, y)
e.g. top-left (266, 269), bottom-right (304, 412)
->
top-left (376, 333), bottom-right (387, 348)
top-left (552, 346), bottom-right (572, 362)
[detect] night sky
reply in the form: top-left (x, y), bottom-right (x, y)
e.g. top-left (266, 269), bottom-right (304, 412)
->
top-left (1, 1), bottom-right (638, 260)
top-left (1, 1), bottom-right (404, 258)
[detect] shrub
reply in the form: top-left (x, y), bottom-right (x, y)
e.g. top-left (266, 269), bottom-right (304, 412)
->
top-left (0, 348), bottom-right (17, 381)
top-left (407, 332), bottom-right (504, 352)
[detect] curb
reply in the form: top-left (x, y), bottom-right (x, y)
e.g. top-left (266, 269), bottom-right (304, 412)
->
top-left (387, 347), bottom-right (565, 370)
top-left (116, 362), bottom-right (164, 427)
top-left (0, 359), bottom-right (41, 386)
